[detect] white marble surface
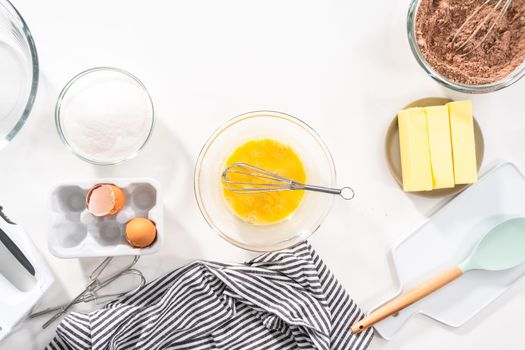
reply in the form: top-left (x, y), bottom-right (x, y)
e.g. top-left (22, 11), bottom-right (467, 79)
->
top-left (2, 0), bottom-right (525, 349)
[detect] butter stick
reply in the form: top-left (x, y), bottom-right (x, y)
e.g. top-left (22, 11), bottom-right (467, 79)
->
top-left (398, 108), bottom-right (433, 192)
top-left (448, 100), bottom-right (477, 184)
top-left (426, 105), bottom-right (454, 189)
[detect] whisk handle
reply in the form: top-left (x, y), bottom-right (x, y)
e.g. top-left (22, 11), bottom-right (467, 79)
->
top-left (301, 184), bottom-right (355, 200)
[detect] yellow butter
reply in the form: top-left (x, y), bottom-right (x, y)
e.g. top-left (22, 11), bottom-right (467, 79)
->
top-left (398, 108), bottom-right (433, 192)
top-left (448, 100), bottom-right (477, 184)
top-left (426, 105), bottom-right (455, 189)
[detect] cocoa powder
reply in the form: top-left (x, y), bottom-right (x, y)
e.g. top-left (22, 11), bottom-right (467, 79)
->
top-left (415, 0), bottom-right (525, 85)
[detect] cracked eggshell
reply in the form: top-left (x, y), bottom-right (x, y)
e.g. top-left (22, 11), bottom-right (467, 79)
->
top-left (86, 184), bottom-right (127, 217)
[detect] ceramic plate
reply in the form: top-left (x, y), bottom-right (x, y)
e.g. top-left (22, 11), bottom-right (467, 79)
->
top-left (385, 97), bottom-right (484, 198)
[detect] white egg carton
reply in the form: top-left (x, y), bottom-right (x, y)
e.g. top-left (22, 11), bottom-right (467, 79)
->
top-left (48, 178), bottom-right (163, 258)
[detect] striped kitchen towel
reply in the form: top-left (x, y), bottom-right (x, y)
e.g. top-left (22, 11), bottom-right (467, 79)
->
top-left (46, 242), bottom-right (374, 350)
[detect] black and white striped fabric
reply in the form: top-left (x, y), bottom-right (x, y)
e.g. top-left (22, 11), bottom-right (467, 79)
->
top-left (46, 242), bottom-right (374, 350)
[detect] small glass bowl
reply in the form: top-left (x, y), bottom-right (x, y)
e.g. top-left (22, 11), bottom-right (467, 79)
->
top-left (55, 67), bottom-right (154, 165)
top-left (407, 0), bottom-right (525, 94)
top-left (194, 111), bottom-right (337, 252)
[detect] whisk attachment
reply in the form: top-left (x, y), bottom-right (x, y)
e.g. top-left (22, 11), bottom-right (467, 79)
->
top-left (452, 0), bottom-right (512, 55)
top-left (222, 162), bottom-right (355, 200)
top-left (30, 255), bottom-right (146, 329)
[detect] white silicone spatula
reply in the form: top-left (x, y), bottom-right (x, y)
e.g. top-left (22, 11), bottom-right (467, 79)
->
top-left (351, 217), bottom-right (525, 334)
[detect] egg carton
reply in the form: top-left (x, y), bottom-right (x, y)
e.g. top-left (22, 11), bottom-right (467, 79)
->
top-left (48, 178), bottom-right (163, 258)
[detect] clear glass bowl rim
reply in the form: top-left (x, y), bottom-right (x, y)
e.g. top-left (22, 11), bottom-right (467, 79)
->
top-left (55, 66), bottom-right (155, 166)
top-left (193, 110), bottom-right (337, 252)
top-left (407, 0), bottom-right (525, 94)
top-left (1, 0), bottom-right (39, 147)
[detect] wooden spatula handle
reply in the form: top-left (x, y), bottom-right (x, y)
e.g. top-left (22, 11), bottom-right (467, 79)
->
top-left (350, 266), bottom-right (463, 334)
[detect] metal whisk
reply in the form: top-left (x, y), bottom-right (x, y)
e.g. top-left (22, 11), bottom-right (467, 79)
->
top-left (222, 162), bottom-right (355, 200)
top-left (452, 0), bottom-right (512, 54)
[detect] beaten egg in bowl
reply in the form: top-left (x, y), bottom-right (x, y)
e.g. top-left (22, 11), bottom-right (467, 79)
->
top-left (222, 138), bottom-right (306, 225)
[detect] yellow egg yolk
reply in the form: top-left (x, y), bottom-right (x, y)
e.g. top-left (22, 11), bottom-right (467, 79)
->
top-left (222, 138), bottom-right (306, 225)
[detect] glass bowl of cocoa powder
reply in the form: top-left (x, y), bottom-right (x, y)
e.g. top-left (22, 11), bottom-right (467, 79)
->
top-left (407, 0), bottom-right (525, 93)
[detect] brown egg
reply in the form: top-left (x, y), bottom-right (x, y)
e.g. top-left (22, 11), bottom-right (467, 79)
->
top-left (125, 217), bottom-right (157, 248)
top-left (86, 184), bottom-right (126, 217)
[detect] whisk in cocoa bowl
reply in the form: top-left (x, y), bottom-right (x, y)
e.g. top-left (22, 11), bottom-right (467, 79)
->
top-left (407, 0), bottom-right (525, 92)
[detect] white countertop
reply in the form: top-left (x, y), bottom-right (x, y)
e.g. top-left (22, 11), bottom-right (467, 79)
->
top-left (2, 0), bottom-right (525, 349)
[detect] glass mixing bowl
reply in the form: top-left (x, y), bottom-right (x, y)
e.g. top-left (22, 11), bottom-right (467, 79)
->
top-left (194, 111), bottom-right (337, 252)
top-left (407, 0), bottom-right (525, 93)
top-left (0, 0), bottom-right (38, 149)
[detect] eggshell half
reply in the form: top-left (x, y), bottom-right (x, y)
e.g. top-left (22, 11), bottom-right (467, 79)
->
top-left (86, 184), bottom-right (126, 217)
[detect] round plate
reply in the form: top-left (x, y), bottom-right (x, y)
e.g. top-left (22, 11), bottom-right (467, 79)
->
top-left (385, 97), bottom-right (484, 198)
